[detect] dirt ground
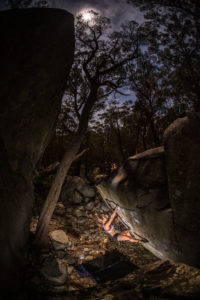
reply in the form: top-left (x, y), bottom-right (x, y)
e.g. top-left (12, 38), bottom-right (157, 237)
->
top-left (27, 194), bottom-right (200, 299)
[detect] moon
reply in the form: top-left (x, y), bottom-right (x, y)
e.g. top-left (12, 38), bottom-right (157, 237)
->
top-left (82, 11), bottom-right (92, 22)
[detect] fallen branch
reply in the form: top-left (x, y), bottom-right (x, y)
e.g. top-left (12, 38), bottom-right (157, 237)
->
top-left (35, 148), bottom-right (89, 178)
top-left (35, 161), bottom-right (60, 177)
top-left (73, 147), bottom-right (89, 162)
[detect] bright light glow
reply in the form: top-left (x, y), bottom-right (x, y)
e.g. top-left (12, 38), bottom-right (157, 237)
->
top-left (82, 11), bottom-right (92, 22)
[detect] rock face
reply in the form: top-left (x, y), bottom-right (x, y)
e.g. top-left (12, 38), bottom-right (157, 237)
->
top-left (60, 176), bottom-right (96, 204)
top-left (164, 113), bottom-right (200, 264)
top-left (97, 113), bottom-right (200, 266)
top-left (0, 8), bottom-right (74, 289)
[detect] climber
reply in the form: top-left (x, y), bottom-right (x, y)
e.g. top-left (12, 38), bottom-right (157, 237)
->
top-left (97, 205), bottom-right (144, 243)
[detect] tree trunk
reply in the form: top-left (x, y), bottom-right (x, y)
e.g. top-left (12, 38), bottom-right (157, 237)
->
top-left (141, 124), bottom-right (147, 151)
top-left (34, 87), bottom-right (97, 247)
top-left (150, 119), bottom-right (160, 147)
top-left (116, 119), bottom-right (126, 162)
top-left (34, 132), bottom-right (85, 246)
top-left (131, 126), bottom-right (139, 155)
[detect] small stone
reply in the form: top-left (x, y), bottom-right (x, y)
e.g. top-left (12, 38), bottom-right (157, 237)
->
top-left (85, 255), bottom-right (93, 260)
top-left (57, 202), bottom-right (65, 208)
top-left (84, 247), bottom-right (90, 252)
top-left (86, 201), bottom-right (95, 211)
top-left (40, 257), bottom-right (67, 285)
top-left (49, 230), bottom-right (69, 250)
top-left (77, 217), bottom-right (87, 225)
top-left (73, 208), bottom-right (83, 217)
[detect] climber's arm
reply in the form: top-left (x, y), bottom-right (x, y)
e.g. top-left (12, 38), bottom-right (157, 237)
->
top-left (105, 205), bottom-right (119, 228)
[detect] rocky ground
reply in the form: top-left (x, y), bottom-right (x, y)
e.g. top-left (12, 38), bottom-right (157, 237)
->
top-left (26, 189), bottom-right (200, 299)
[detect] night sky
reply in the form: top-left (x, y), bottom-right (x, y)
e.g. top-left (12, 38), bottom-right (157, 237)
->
top-left (50, 0), bottom-right (143, 27)
top-left (0, 0), bottom-right (144, 28)
top-left (0, 0), bottom-right (141, 102)
top-left (54, 0), bottom-right (140, 102)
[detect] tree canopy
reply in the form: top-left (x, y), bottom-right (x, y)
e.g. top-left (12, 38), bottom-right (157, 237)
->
top-left (40, 2), bottom-right (200, 177)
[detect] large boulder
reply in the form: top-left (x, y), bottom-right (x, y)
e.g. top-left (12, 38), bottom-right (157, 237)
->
top-left (60, 176), bottom-right (96, 204)
top-left (163, 112), bottom-right (200, 264)
top-left (97, 113), bottom-right (200, 266)
top-left (0, 8), bottom-right (74, 290)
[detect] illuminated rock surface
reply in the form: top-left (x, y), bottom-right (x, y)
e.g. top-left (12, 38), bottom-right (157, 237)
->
top-left (97, 113), bottom-right (200, 266)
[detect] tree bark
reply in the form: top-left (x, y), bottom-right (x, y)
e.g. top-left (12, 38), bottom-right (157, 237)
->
top-left (141, 124), bottom-right (147, 151)
top-left (150, 119), bottom-right (160, 147)
top-left (34, 132), bottom-right (85, 246)
top-left (34, 88), bottom-right (97, 247)
top-left (116, 119), bottom-right (126, 162)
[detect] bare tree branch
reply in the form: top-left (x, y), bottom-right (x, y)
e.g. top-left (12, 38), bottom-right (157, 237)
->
top-left (73, 147), bottom-right (89, 162)
top-left (101, 81), bottom-right (129, 95)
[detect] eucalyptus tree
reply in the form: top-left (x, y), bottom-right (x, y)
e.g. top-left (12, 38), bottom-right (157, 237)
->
top-left (127, 0), bottom-right (200, 19)
top-left (128, 0), bottom-right (200, 112)
top-left (97, 100), bottom-right (127, 163)
top-left (158, 12), bottom-right (200, 111)
top-left (35, 11), bottom-right (144, 246)
top-left (128, 52), bottom-right (173, 148)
